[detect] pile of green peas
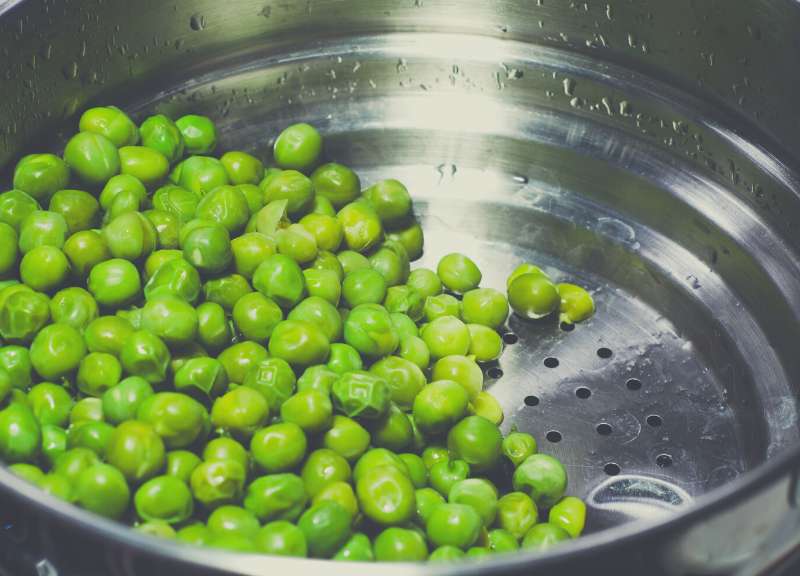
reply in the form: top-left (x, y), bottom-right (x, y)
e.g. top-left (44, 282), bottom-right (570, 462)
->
top-left (0, 106), bottom-right (596, 562)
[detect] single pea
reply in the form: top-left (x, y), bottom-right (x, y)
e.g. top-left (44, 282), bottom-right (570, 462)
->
top-left (0, 403), bottom-right (41, 463)
top-left (211, 386), bottom-right (269, 439)
top-left (302, 268), bottom-right (341, 307)
top-left (461, 288), bottom-right (509, 330)
top-left (353, 448), bottom-right (408, 483)
top-left (299, 500), bottom-right (353, 559)
top-left (422, 315), bottom-right (471, 360)
top-left (297, 213), bottom-right (342, 254)
top-left (449, 478), bottom-right (498, 527)
top-left (423, 293), bottom-right (461, 322)
top-left (502, 432), bottom-right (538, 467)
top-left (144, 209), bottom-right (180, 249)
top-left (141, 294), bottom-right (198, 347)
top-left (63, 132), bottom-right (120, 187)
top-left (174, 357), bottom-right (228, 402)
top-left (231, 232), bottom-right (276, 279)
top-left (427, 503), bottom-right (482, 550)
top-left (331, 370), bottom-right (391, 421)
top-left (383, 285), bottom-right (423, 321)
top-left (30, 323), bottom-right (86, 380)
top-left (398, 453), bottom-right (427, 489)
top-left (311, 194), bottom-right (336, 217)
top-left (310, 163), bottom-right (360, 208)
top-left (88, 258), bottom-right (141, 308)
top-left (508, 272), bottom-right (560, 320)
top-left (252, 253), bottom-right (306, 309)
top-left (507, 263), bottom-right (548, 288)
top-left (69, 398), bottom-right (104, 425)
top-left (255, 521), bottom-right (308, 557)
top-left (296, 364), bottom-right (339, 395)
top-left (268, 320), bottom-right (330, 368)
top-left (276, 223), bottom-right (318, 265)
top-left (466, 324), bottom-right (503, 362)
top-left (75, 352), bottom-right (122, 397)
top-left (337, 250), bottom-right (371, 275)
top-left (280, 389), bottom-right (333, 434)
top-left (52, 447), bottom-right (100, 484)
top-left (496, 491), bottom-right (538, 540)
top-left (79, 106), bottom-right (139, 147)
top-left (343, 303), bottom-right (399, 358)
top-left (165, 450), bottom-right (202, 483)
top-left (197, 302), bottom-right (233, 353)
top-left (389, 312), bottom-right (417, 340)
top-left (415, 487), bottom-right (444, 524)
top-left (119, 330), bottom-right (170, 384)
top-left (301, 448), bottom-right (352, 498)
top-left (19, 246), bottom-right (70, 293)
top-left (67, 420), bottom-right (115, 456)
top-left (512, 454), bottom-right (568, 508)
top-left (386, 220), bottom-right (424, 261)
top-left (242, 357), bottom-right (295, 409)
top-left (429, 459), bottom-right (470, 496)
top-left (104, 420), bottom-right (165, 483)
top-left (203, 437), bottom-right (249, 471)
top-left (203, 274), bottom-right (252, 312)
top-left (83, 315), bottom-right (134, 356)
top-left (322, 415), bottom-right (371, 462)
top-left (0, 190), bottom-right (39, 235)
top-left (549, 496), bottom-right (586, 538)
top-left (432, 355), bottom-right (482, 399)
top-left (261, 170), bottom-right (315, 216)
top-left (333, 532), bottom-right (374, 562)
top-left (0, 288), bottom-right (50, 343)
top-left (12, 154), bottom-right (70, 203)
top-left (287, 296), bottom-right (342, 342)
top-left (63, 230), bottom-right (111, 278)
top-left (143, 257), bottom-right (201, 303)
top-left (447, 416), bottom-right (502, 473)
top-left (363, 179), bottom-right (412, 228)
top-left (217, 341), bottom-right (268, 383)
top-left (374, 527), bottom-right (428, 562)
top-left (195, 185), bottom-right (251, 234)
top-left (469, 391), bottom-right (504, 425)
top-left (190, 459), bottom-right (246, 510)
top-left (273, 123), bottom-right (322, 172)
top-left (176, 115), bottom-right (217, 154)
top-left (429, 545), bottom-right (465, 562)
top-left (99, 174), bottom-right (147, 213)
top-left (207, 505), bottom-right (260, 540)
top-left (369, 356), bottom-right (426, 410)
top-left (179, 219), bottom-right (233, 275)
top-left (19, 210), bottom-right (68, 253)
top-left (521, 523), bottom-right (570, 551)
top-left (369, 240), bottom-right (410, 288)
top-left (399, 335), bottom-right (430, 370)
top-left (9, 462), bottom-right (45, 484)
top-left (143, 249), bottom-right (184, 280)
top-left (152, 184), bottom-right (200, 223)
top-left (40, 424), bottom-right (66, 467)
top-left (370, 404), bottom-right (413, 451)
top-left (177, 156), bottom-right (229, 196)
top-left (49, 287), bottom-right (98, 331)
top-left (138, 392), bottom-right (209, 449)
top-left (118, 146), bottom-right (170, 188)
top-left (176, 523), bottom-right (213, 547)
top-left (244, 473), bottom-right (307, 522)
top-left (356, 465), bottom-right (416, 526)
top-left (250, 421), bottom-right (307, 473)
top-left (75, 463), bottom-right (130, 519)
top-left (139, 114), bottom-right (184, 163)
top-left (437, 253), bottom-right (482, 293)
top-left (337, 201), bottom-right (383, 253)
top-left (48, 189), bottom-right (100, 234)
top-left (218, 150), bottom-right (264, 185)
top-left (309, 249), bottom-right (345, 280)
top-left (558, 283), bottom-right (596, 324)
top-left (412, 380), bottom-right (469, 437)
top-left (342, 268), bottom-right (387, 308)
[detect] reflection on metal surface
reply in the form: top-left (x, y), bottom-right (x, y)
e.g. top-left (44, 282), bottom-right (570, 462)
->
top-left (587, 474), bottom-right (692, 527)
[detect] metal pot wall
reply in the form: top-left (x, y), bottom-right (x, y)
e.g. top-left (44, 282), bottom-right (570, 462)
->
top-left (2, 1), bottom-right (800, 574)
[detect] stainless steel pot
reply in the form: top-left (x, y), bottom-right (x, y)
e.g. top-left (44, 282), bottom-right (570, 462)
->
top-left (2, 0), bottom-right (800, 574)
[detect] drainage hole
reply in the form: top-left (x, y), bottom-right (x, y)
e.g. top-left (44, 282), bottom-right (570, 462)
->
top-left (604, 463), bottom-right (621, 476)
top-left (597, 347), bottom-right (613, 359)
top-left (646, 414), bottom-right (663, 427)
top-left (559, 322), bottom-right (575, 332)
top-left (543, 357), bottom-right (559, 368)
top-left (656, 454), bottom-right (673, 468)
top-left (487, 367), bottom-right (504, 379)
top-left (502, 332), bottom-right (519, 345)
top-left (523, 395), bottom-right (539, 407)
top-left (625, 378), bottom-right (642, 391)
top-left (575, 387), bottom-right (591, 399)
top-left (596, 423), bottom-right (613, 436)
top-left (545, 430), bottom-right (562, 443)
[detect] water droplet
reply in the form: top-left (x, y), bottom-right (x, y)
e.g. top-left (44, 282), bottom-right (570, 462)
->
top-left (512, 174), bottom-right (529, 184)
top-left (606, 3), bottom-right (613, 20)
top-left (601, 96), bottom-right (613, 115)
top-left (368, 79), bottom-right (377, 89)
top-left (569, 97), bottom-right (585, 108)
top-left (396, 58), bottom-right (408, 73)
top-left (537, 0), bottom-right (544, 5)
top-left (562, 77), bottom-right (575, 96)
top-left (627, 33), bottom-right (638, 48)
top-left (352, 61), bottom-right (361, 73)
top-left (686, 275), bottom-right (701, 289)
top-left (62, 61), bottom-right (78, 80)
top-left (189, 13), bottom-right (206, 31)
top-left (619, 100), bottom-right (632, 116)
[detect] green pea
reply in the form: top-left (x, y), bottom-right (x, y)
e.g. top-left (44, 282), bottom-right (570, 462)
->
top-left (407, 268), bottom-right (443, 300)
top-left (29, 323), bottom-right (86, 380)
top-left (143, 249), bottom-right (183, 280)
top-left (287, 296), bottom-right (341, 342)
top-left (330, 370), bottom-right (390, 421)
top-left (79, 106), bottom-right (139, 147)
top-left (502, 432), bottom-right (537, 467)
top-left (12, 156), bottom-right (68, 206)
top-left (63, 230), bottom-right (111, 278)
top-left (469, 391), bottom-right (504, 425)
top-left (139, 114), bottom-right (185, 163)
top-left (412, 379), bottom-right (469, 438)
top-left (83, 315), bottom-right (134, 356)
top-left (343, 303), bottom-right (398, 358)
top-left (0, 224), bottom-right (16, 279)
top-left (558, 283), bottom-right (596, 324)
top-left (398, 453), bottom-right (427, 489)
top-left (177, 156), bottom-right (229, 196)
top-left (152, 184), bottom-right (199, 223)
top-left (75, 352), bottom-right (121, 397)
top-left (342, 268), bottom-right (387, 308)
top-left (242, 357), bottom-right (296, 409)
top-left (251, 421), bottom-right (307, 473)
top-left (237, 184), bottom-right (265, 215)
top-left (0, 288), bottom-right (50, 342)
top-left (138, 392), bottom-right (208, 449)
top-left (249, 197), bottom-right (289, 236)
top-left (384, 285), bottom-right (423, 322)
top-left (507, 272), bottom-right (559, 320)
top-left (176, 115), bottom-right (218, 155)
top-left (297, 364), bottom-right (339, 395)
top-left (422, 315), bottom-right (471, 360)
top-left (337, 250), bottom-right (371, 275)
top-left (118, 146), bottom-right (170, 189)
top-left (47, 287), bottom-right (97, 332)
top-left (466, 324), bottom-right (503, 362)
top-left (104, 420), bottom-right (165, 483)
top-left (273, 123), bottom-right (322, 172)
top-left (322, 415), bottom-right (370, 462)
top-left (302, 268), bottom-right (341, 307)
top-left (423, 293), bottom-right (460, 322)
top-left (211, 386), bottom-right (269, 439)
top-left (0, 403), bottom-right (41, 463)
top-left (507, 263), bottom-right (548, 288)
top-left (297, 214), bottom-right (342, 253)
top-left (432, 355), bottom-right (483, 399)
top-left (220, 150), bottom-right (264, 185)
top-left (190, 458), bottom-right (246, 510)
top-left (119, 330), bottom-right (170, 384)
top-left (356, 465), bottom-right (415, 527)
top-left (310, 162), bottom-right (360, 208)
top-left (207, 505), bottom-right (260, 539)
top-left (311, 194), bottom-right (336, 217)
top-left (496, 491), bottom-right (538, 540)
top-left (370, 404), bottom-right (412, 451)
top-left (63, 132), bottom-right (120, 187)
top-left (437, 253), bottom-right (482, 294)
top-left (203, 437), bottom-right (249, 471)
top-left (426, 503), bottom-right (482, 550)
top-left (299, 500), bottom-right (353, 559)
top-left (217, 341), bottom-right (268, 383)
top-left (196, 302), bottom-right (233, 353)
top-left (174, 357), bottom-right (228, 402)
top-left (461, 288), bottom-right (509, 330)
top-left (549, 496), bottom-right (586, 538)
top-left (69, 398), bottom-right (104, 425)
top-left (353, 448), bottom-right (408, 483)
top-left (429, 545), bottom-right (465, 562)
top-left (429, 458), bottom-right (469, 496)
top-left (447, 478), bottom-right (497, 527)
top-left (280, 389), bottom-right (333, 434)
top-left (48, 189), bottom-right (99, 234)
top-left (399, 335), bottom-right (430, 370)
top-left (301, 448), bottom-right (351, 497)
top-left (141, 294), bottom-right (198, 347)
top-left (374, 527), bottom-right (428, 562)
top-left (176, 523), bottom-right (214, 546)
top-left (244, 473), bottom-right (307, 522)
top-left (326, 343), bottom-right (363, 375)
top-left (369, 356), bottom-right (426, 411)
top-left (101, 376), bottom-right (154, 425)
top-left (521, 523), bottom-right (570, 551)
top-left (268, 320), bottom-right (330, 368)
top-left (19, 245), bottom-right (70, 292)
top-left (386, 220), bottom-right (424, 261)
top-left (88, 258), bottom-right (141, 308)
top-left (334, 532), bottom-right (374, 561)
top-left (9, 462), bottom-right (45, 484)
top-left (209, 532), bottom-right (255, 551)
top-left (143, 210), bottom-right (180, 249)
top-left (144, 257), bottom-right (201, 303)
top-left (75, 463), bottom-right (130, 519)
top-left (275, 223), bottom-right (317, 264)
top-left (252, 254), bottom-right (306, 309)
top-left (19, 210), bottom-right (68, 253)
top-left (512, 454), bottom-right (568, 508)
top-left (231, 232), bottom-right (276, 279)
top-left (99, 174), bottom-right (147, 212)
top-left (261, 169), bottom-right (315, 217)
top-left (195, 185), bottom-right (251, 234)
top-left (165, 450), bottom-right (202, 484)
top-left (337, 202), bottom-right (383, 253)
top-left (0, 191), bottom-right (39, 240)
top-left (363, 179), bottom-right (412, 228)
top-left (255, 521), bottom-right (308, 557)
top-left (67, 420), bottom-right (115, 456)
top-left (447, 416), bottom-right (502, 473)
top-left (311, 481), bottom-right (359, 523)
top-left (53, 447), bottom-right (99, 484)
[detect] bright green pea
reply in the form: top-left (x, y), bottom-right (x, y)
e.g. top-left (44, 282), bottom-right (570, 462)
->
top-left (53, 447), bottom-right (100, 484)
top-left (83, 315), bottom-right (134, 356)
top-left (244, 473), bottom-right (307, 522)
top-left (422, 315), bottom-right (471, 360)
top-left (87, 258), bottom-right (141, 308)
top-left (99, 174), bottom-right (147, 212)
top-left (116, 306), bottom-right (142, 329)
top-left (204, 274), bottom-right (253, 311)
top-left (217, 341), bottom-right (268, 383)
top-left (48, 189), bottom-right (99, 233)
top-left (165, 450), bottom-right (202, 483)
top-left (496, 491), bottom-right (538, 540)
top-left (0, 368), bottom-right (11, 405)
top-left (79, 106), bottom-right (139, 147)
top-left (299, 500), bottom-right (352, 559)
top-left (13, 155), bottom-right (70, 203)
top-left (558, 283), bottom-right (596, 324)
top-left (207, 505), bottom-right (260, 539)
top-left (48, 287), bottom-right (98, 331)
top-left (399, 336), bottom-right (430, 370)
top-left (211, 386), bottom-right (269, 439)
top-left (63, 132), bottom-right (120, 187)
top-left (407, 268), bottom-right (442, 300)
top-left (334, 532), bottom-right (373, 561)
top-left (302, 268), bottom-right (341, 306)
top-left (152, 184), bottom-right (199, 223)
top-left (416, 487), bottom-right (445, 523)
top-left (19, 245), bottom-right (70, 292)
top-left (102, 376), bottom-right (155, 425)
top-left (242, 357), bottom-right (295, 409)
top-left (426, 502), bottom-right (482, 550)
top-left (549, 496), bottom-right (586, 538)
top-left (370, 404), bottom-right (413, 451)
top-left (176, 115), bottom-right (217, 155)
top-left (342, 268), bottom-right (386, 308)
top-left (141, 294), bottom-right (198, 346)
top-left (386, 220), bottom-right (424, 261)
top-left (356, 465), bottom-right (415, 527)
top-left (103, 211), bottom-right (157, 262)
top-left (144, 249), bottom-right (183, 280)
top-left (337, 250), bottom-right (371, 276)
top-left (134, 474), bottom-right (194, 524)
top-left (310, 163), bottom-right (360, 208)
top-left (337, 202), bottom-right (383, 253)
top-left (139, 114), bottom-right (184, 163)
top-left (369, 356), bottom-right (426, 411)
top-left (507, 263), bottom-right (548, 288)
top-left (67, 420), bottom-right (115, 456)
top-left (250, 421), bottom-right (306, 473)
top-left (311, 194), bottom-right (336, 217)
top-left (461, 288), bottom-right (509, 329)
top-left (423, 293), bottom-right (460, 322)
top-left (429, 545), bottom-right (465, 562)
top-left (248, 197), bottom-right (289, 236)
top-left (343, 303), bottom-right (398, 358)
top-left (388, 312), bottom-right (416, 341)
top-left (195, 185), bottom-right (251, 234)
top-left (363, 179), bottom-right (412, 228)
top-left (118, 146), bottom-right (170, 188)
top-left (384, 285), bottom-right (423, 321)
top-left (105, 420), bottom-right (165, 483)
top-left (449, 478), bottom-right (498, 527)
top-left (63, 229), bottom-right (111, 278)
top-left (521, 523), bottom-right (570, 551)
top-left (174, 357), bottom-right (228, 402)
top-left (398, 453), bottom-right (427, 488)
top-left (412, 380), bottom-right (469, 437)
top-left (209, 532), bottom-right (255, 551)
top-left (295, 365), bottom-right (338, 396)
top-left (252, 253), bottom-right (306, 309)
top-left (432, 355), bottom-right (483, 399)
top-left (277, 223), bottom-right (318, 264)
top-left (370, 241), bottom-right (410, 290)
top-left (0, 403), bottom-right (41, 463)
top-left (325, 343), bottom-right (362, 375)
top-left (331, 370), bottom-right (391, 421)
top-left (220, 151), bottom-right (264, 185)
top-left (287, 296), bottom-right (341, 342)
top-left (143, 209), bottom-right (180, 249)
top-left (144, 257), bottom-right (201, 303)
top-left (429, 459), bottom-right (469, 496)
top-left (237, 184), bottom-right (265, 216)
top-left (190, 459), bottom-right (246, 510)
top-left (353, 448), bottom-right (408, 483)
top-left (75, 463), bottom-right (130, 519)
top-left (196, 301), bottom-right (233, 352)
top-left (268, 320), bottom-right (330, 368)
top-left (176, 523), bottom-right (214, 546)
top-left (280, 389), bottom-right (333, 434)
top-left (374, 527), bottom-right (428, 562)
top-left (255, 521), bottom-right (308, 557)
top-left (273, 123), bottom-right (322, 172)
top-left (512, 454), bottom-right (568, 508)
top-left (299, 213), bottom-right (343, 252)
top-left (508, 272), bottom-right (560, 320)
top-left (9, 462), bottom-right (45, 484)
top-left (231, 232), bottom-right (276, 279)
top-left (0, 192), bottom-right (39, 245)
top-left (203, 437), bottom-right (249, 471)
top-left (69, 398), bottom-right (104, 425)
top-left (119, 330), bottom-right (170, 384)
top-left (301, 448), bottom-right (351, 498)
top-left (0, 288), bottom-right (49, 343)
top-left (77, 352), bottom-right (122, 397)
top-left (447, 415), bottom-right (502, 473)
top-left (19, 210), bottom-right (68, 253)
top-left (469, 391), bottom-right (504, 425)
top-left (466, 324), bottom-right (503, 362)
top-left (322, 415), bottom-right (370, 462)
top-left (29, 323), bottom-right (86, 380)
top-left (502, 432), bottom-right (538, 467)
top-left (179, 219), bottom-right (232, 274)
top-left (40, 473), bottom-right (76, 500)
top-left (138, 392), bottom-right (208, 449)
top-left (261, 170), bottom-right (315, 216)
top-left (177, 156), bottom-right (229, 196)
top-left (437, 253), bottom-right (482, 294)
